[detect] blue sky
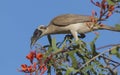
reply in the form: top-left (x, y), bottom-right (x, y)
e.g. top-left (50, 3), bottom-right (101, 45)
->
top-left (0, 0), bottom-right (120, 75)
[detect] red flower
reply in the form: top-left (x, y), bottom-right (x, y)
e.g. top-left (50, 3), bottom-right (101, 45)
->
top-left (27, 66), bottom-right (33, 72)
top-left (20, 63), bottom-right (36, 73)
top-left (33, 62), bottom-right (37, 69)
top-left (106, 12), bottom-right (112, 19)
top-left (36, 53), bottom-right (43, 60)
top-left (21, 64), bottom-right (28, 72)
top-left (26, 51), bottom-right (36, 63)
top-left (108, 5), bottom-right (114, 12)
top-left (39, 65), bottom-right (47, 75)
top-left (92, 10), bottom-right (97, 16)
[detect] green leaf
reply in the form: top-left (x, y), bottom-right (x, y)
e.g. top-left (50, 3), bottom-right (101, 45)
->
top-left (65, 67), bottom-right (71, 75)
top-left (110, 47), bottom-right (120, 58)
top-left (76, 51), bottom-right (85, 62)
top-left (107, 0), bottom-right (115, 5)
top-left (47, 66), bottom-right (51, 75)
top-left (90, 42), bottom-right (96, 55)
top-left (68, 52), bottom-right (77, 68)
top-left (82, 65), bottom-right (93, 74)
top-left (46, 47), bottom-right (53, 55)
top-left (65, 69), bottom-right (71, 75)
top-left (117, 53), bottom-right (120, 58)
top-left (110, 47), bottom-right (118, 55)
top-left (115, 24), bottom-right (120, 30)
top-left (116, 47), bottom-right (120, 58)
top-left (51, 38), bottom-right (58, 50)
top-left (111, 49), bottom-right (117, 54)
top-left (65, 67), bottom-right (77, 75)
top-left (56, 71), bottom-right (63, 75)
top-left (90, 34), bottom-right (99, 56)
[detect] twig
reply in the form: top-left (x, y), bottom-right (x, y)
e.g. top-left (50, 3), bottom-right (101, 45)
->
top-left (113, 63), bottom-right (120, 70)
top-left (100, 55), bottom-right (120, 65)
top-left (79, 45), bottom-right (120, 69)
top-left (96, 44), bottom-right (120, 50)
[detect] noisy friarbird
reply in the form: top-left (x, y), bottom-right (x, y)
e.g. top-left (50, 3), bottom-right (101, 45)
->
top-left (31, 14), bottom-right (120, 47)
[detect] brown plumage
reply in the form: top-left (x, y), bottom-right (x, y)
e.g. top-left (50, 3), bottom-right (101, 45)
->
top-left (51, 14), bottom-right (92, 25)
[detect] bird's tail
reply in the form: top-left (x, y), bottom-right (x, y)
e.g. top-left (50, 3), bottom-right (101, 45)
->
top-left (99, 24), bottom-right (120, 32)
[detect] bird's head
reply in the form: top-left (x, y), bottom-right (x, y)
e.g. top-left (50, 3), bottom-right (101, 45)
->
top-left (30, 25), bottom-right (47, 47)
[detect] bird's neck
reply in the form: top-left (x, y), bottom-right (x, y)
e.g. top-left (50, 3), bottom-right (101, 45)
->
top-left (44, 25), bottom-right (57, 35)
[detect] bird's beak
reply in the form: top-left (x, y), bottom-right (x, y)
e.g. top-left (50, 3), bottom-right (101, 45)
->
top-left (30, 29), bottom-right (42, 48)
top-left (30, 37), bottom-right (37, 48)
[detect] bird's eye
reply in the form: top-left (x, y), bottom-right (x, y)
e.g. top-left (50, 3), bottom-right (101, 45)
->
top-left (35, 31), bottom-right (38, 35)
top-left (34, 29), bottom-right (39, 36)
top-left (33, 29), bottom-right (42, 37)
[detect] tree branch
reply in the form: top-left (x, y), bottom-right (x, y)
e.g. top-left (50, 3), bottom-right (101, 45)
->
top-left (100, 55), bottom-right (120, 65)
top-left (79, 44), bottom-right (120, 69)
top-left (96, 44), bottom-right (120, 50)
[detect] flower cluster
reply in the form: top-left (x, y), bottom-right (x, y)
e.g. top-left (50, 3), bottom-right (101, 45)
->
top-left (90, 0), bottom-right (118, 21)
top-left (19, 51), bottom-right (47, 75)
top-left (26, 51), bottom-right (43, 63)
top-left (21, 63), bottom-right (36, 73)
top-left (88, 0), bottom-right (120, 30)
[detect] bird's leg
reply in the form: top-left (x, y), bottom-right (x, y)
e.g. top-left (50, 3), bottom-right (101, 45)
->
top-left (64, 33), bottom-right (86, 39)
top-left (78, 33), bottom-right (86, 39)
top-left (70, 30), bottom-right (79, 41)
top-left (57, 34), bottom-right (73, 48)
top-left (64, 35), bottom-right (73, 39)
top-left (47, 35), bottom-right (52, 46)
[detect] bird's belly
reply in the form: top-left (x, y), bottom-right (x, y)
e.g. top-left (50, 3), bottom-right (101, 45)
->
top-left (53, 23), bottom-right (91, 34)
top-left (66, 23), bottom-right (91, 33)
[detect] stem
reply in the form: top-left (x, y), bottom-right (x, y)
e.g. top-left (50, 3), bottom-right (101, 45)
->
top-left (79, 45), bottom-right (120, 69)
top-left (100, 55), bottom-right (120, 65)
top-left (96, 44), bottom-right (120, 50)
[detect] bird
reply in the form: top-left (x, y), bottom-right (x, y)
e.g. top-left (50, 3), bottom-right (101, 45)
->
top-left (30, 14), bottom-right (120, 47)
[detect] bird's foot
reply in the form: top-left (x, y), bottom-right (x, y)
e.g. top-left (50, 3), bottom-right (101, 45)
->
top-left (64, 34), bottom-right (74, 40)
top-left (78, 33), bottom-right (86, 39)
top-left (64, 34), bottom-right (86, 40)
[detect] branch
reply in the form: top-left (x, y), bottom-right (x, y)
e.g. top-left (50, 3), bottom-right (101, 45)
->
top-left (100, 55), bottom-right (120, 65)
top-left (96, 44), bottom-right (120, 50)
top-left (79, 44), bottom-right (120, 69)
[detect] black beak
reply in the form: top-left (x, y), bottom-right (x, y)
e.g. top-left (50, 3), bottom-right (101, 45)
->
top-left (30, 29), bottom-right (42, 48)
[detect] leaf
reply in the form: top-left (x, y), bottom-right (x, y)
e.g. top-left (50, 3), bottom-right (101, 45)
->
top-left (110, 48), bottom-right (118, 54)
top-left (61, 68), bottom-right (67, 71)
top-left (110, 46), bottom-right (120, 58)
top-left (110, 47), bottom-right (119, 54)
top-left (66, 54), bottom-right (70, 62)
top-left (81, 65), bottom-right (93, 74)
top-left (51, 38), bottom-right (58, 51)
top-left (115, 24), bottom-right (120, 30)
top-left (56, 71), bottom-right (63, 75)
top-left (45, 47), bottom-right (53, 56)
top-left (117, 53), bottom-right (120, 58)
top-left (47, 66), bottom-right (51, 75)
top-left (65, 68), bottom-right (71, 75)
top-left (68, 50), bottom-right (78, 68)
top-left (107, 0), bottom-right (115, 5)
top-left (65, 67), bottom-right (77, 75)
top-left (76, 51), bottom-right (85, 63)
top-left (116, 47), bottom-right (120, 58)
top-left (90, 34), bottom-right (99, 56)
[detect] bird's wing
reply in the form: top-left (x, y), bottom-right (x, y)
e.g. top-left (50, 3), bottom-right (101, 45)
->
top-left (51, 14), bottom-right (93, 26)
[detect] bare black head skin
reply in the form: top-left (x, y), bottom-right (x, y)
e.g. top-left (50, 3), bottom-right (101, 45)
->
top-left (30, 25), bottom-right (46, 47)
